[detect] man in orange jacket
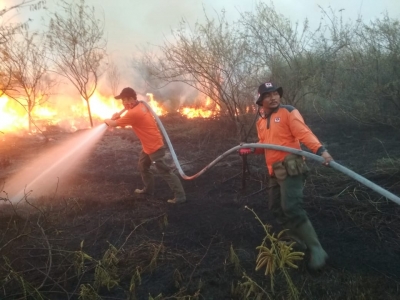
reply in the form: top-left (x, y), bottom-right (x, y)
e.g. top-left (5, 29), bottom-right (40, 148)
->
top-left (104, 87), bottom-right (186, 204)
top-left (240, 82), bottom-right (333, 269)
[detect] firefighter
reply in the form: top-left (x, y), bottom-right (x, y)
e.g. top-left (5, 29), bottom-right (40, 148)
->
top-left (239, 82), bottom-right (333, 269)
top-left (104, 87), bottom-right (186, 204)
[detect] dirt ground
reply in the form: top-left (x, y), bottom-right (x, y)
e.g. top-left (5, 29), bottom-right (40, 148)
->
top-left (1, 114), bottom-right (400, 300)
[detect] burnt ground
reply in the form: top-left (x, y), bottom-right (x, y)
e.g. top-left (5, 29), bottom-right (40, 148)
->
top-left (0, 114), bottom-right (400, 300)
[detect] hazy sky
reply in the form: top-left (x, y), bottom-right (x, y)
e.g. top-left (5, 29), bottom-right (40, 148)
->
top-left (4, 0), bottom-right (400, 98)
top-left (85, 0), bottom-right (400, 60)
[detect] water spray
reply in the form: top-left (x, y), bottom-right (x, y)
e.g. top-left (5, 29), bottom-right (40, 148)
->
top-left (138, 101), bottom-right (400, 206)
top-left (4, 123), bottom-right (109, 202)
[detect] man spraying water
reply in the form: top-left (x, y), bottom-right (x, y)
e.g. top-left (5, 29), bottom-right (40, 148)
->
top-left (104, 87), bottom-right (186, 204)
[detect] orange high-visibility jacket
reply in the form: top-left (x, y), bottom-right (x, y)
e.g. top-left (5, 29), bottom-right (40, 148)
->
top-left (256, 105), bottom-right (326, 175)
top-left (116, 102), bottom-right (164, 154)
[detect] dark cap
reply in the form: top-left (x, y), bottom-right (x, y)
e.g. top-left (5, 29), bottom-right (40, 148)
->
top-left (256, 82), bottom-right (283, 106)
top-left (114, 87), bottom-right (137, 100)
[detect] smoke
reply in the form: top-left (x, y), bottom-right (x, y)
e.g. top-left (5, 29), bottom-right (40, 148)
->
top-left (3, 0), bottom-right (399, 109)
top-left (101, 0), bottom-right (209, 106)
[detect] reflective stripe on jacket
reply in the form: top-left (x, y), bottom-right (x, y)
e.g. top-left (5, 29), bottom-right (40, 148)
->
top-left (256, 105), bottom-right (325, 174)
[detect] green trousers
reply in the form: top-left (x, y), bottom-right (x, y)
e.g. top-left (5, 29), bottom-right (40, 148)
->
top-left (138, 147), bottom-right (186, 199)
top-left (267, 174), bottom-right (309, 229)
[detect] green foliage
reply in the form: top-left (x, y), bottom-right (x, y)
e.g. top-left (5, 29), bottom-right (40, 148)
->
top-left (74, 241), bottom-right (120, 292)
top-left (1, 258), bottom-right (45, 300)
top-left (93, 243), bottom-right (120, 290)
top-left (149, 240), bottom-right (165, 272)
top-left (158, 214), bottom-right (168, 230)
top-left (312, 12), bottom-right (400, 126)
top-left (229, 244), bottom-right (242, 275)
top-left (148, 290), bottom-right (201, 300)
top-left (241, 2), bottom-right (345, 107)
top-left (246, 207), bottom-right (304, 300)
top-left (376, 157), bottom-right (400, 172)
top-left (79, 284), bottom-right (101, 300)
top-left (139, 2), bottom-right (400, 129)
top-left (74, 240), bottom-right (94, 276)
top-left (149, 293), bottom-right (163, 300)
top-left (129, 266), bottom-right (142, 295)
top-left (231, 273), bottom-right (271, 300)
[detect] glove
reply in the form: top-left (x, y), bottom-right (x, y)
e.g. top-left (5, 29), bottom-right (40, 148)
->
top-left (239, 148), bottom-right (253, 156)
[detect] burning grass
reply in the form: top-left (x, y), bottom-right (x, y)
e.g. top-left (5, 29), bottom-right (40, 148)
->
top-left (0, 91), bottom-right (223, 134)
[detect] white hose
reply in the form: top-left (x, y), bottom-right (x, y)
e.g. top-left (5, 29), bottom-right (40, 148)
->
top-left (140, 101), bottom-right (400, 206)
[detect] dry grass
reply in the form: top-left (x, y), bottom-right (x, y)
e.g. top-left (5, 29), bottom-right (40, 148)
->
top-left (0, 115), bottom-right (400, 299)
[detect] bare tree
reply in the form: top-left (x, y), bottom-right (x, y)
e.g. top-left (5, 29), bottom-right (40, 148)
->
top-left (137, 11), bottom-right (263, 138)
top-left (240, 2), bottom-right (351, 107)
top-left (0, 1), bottom-right (45, 43)
top-left (46, 0), bottom-right (107, 127)
top-left (1, 29), bottom-right (57, 132)
top-left (0, 60), bottom-right (13, 97)
top-left (106, 60), bottom-right (120, 96)
top-left (329, 13), bottom-right (400, 127)
top-left (0, 0), bottom-right (46, 95)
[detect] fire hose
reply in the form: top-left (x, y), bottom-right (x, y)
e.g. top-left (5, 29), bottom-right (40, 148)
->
top-left (124, 101), bottom-right (400, 206)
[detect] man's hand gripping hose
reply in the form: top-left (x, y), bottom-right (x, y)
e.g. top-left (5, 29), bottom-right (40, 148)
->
top-left (104, 108), bottom-right (127, 126)
top-left (132, 101), bottom-right (400, 206)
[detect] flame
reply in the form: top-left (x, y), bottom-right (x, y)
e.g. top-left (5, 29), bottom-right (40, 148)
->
top-left (84, 92), bottom-right (119, 119)
top-left (0, 91), bottom-right (170, 133)
top-left (0, 95), bottom-right (29, 132)
top-left (178, 96), bottom-right (220, 119)
top-left (33, 106), bottom-right (58, 118)
top-left (0, 91), bottom-right (227, 133)
top-left (146, 93), bottom-right (167, 115)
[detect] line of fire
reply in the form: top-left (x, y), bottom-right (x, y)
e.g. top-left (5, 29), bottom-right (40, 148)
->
top-left (0, 91), bottom-right (235, 134)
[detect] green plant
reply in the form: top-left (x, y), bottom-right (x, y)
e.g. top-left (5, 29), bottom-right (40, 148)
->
top-left (149, 293), bottom-right (163, 300)
top-left (246, 206), bottom-right (304, 299)
top-left (74, 240), bottom-right (94, 276)
top-left (148, 289), bottom-right (201, 300)
top-left (231, 273), bottom-right (271, 300)
top-left (376, 157), bottom-right (400, 172)
top-left (79, 284), bottom-right (101, 300)
top-left (93, 243), bottom-right (119, 290)
top-left (129, 266), bottom-right (142, 296)
top-left (229, 244), bottom-right (242, 275)
top-left (6, 268), bottom-right (45, 300)
top-left (74, 241), bottom-right (120, 292)
top-left (158, 214), bottom-right (169, 230)
top-left (148, 235), bottom-right (165, 272)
